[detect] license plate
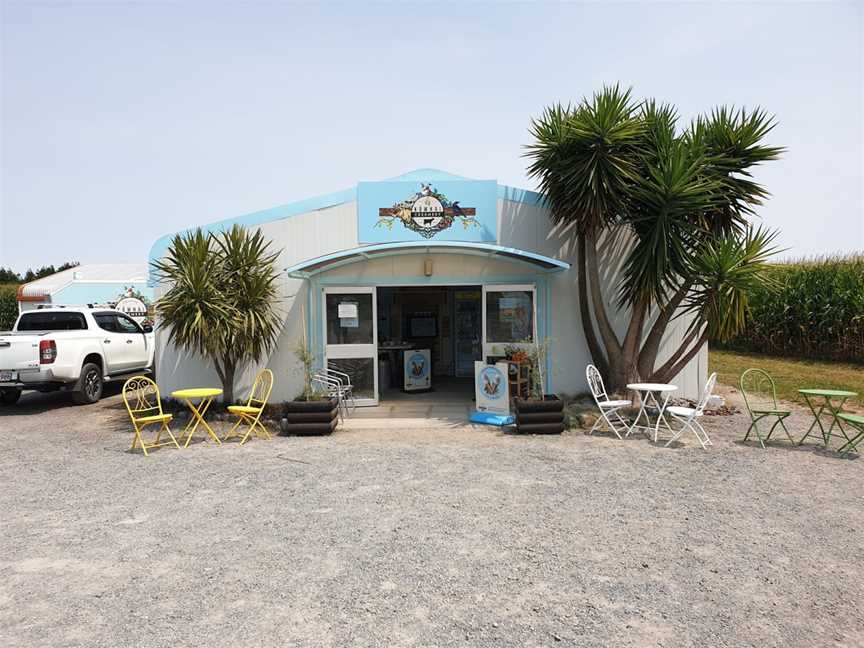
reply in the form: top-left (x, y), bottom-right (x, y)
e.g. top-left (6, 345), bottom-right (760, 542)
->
top-left (0, 371), bottom-right (17, 382)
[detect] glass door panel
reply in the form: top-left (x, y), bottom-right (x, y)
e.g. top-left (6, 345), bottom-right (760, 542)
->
top-left (323, 287), bottom-right (378, 406)
top-left (454, 289), bottom-right (482, 377)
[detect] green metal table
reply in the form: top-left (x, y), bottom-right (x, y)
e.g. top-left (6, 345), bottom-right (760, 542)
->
top-left (797, 388), bottom-right (857, 447)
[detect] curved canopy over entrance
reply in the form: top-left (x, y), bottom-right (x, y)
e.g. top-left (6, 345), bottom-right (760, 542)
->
top-left (285, 241), bottom-right (570, 279)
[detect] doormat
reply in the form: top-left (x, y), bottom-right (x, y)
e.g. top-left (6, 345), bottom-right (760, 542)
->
top-left (469, 411), bottom-right (515, 426)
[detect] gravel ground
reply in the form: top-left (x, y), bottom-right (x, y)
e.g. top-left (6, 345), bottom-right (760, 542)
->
top-left (1, 386), bottom-right (862, 648)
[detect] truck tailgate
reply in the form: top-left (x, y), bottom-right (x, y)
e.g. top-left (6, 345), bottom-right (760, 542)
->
top-left (0, 334), bottom-right (41, 371)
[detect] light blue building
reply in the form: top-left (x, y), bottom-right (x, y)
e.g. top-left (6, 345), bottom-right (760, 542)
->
top-left (18, 263), bottom-right (152, 313)
top-left (149, 169), bottom-right (707, 405)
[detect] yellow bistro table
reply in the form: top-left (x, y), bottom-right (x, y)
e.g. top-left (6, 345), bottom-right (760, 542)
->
top-left (171, 388), bottom-right (223, 447)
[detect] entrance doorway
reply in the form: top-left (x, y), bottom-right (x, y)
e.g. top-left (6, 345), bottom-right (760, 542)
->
top-left (376, 286), bottom-right (481, 402)
top-left (322, 282), bottom-right (539, 408)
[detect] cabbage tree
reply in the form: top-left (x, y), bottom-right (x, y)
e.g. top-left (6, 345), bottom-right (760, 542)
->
top-left (152, 225), bottom-right (282, 402)
top-left (526, 85), bottom-right (782, 391)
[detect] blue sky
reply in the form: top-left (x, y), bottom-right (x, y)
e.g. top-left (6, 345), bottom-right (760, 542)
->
top-left (1, 1), bottom-right (861, 272)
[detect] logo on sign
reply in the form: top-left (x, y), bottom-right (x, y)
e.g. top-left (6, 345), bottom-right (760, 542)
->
top-left (376, 183), bottom-right (478, 239)
top-left (478, 366), bottom-right (505, 400)
top-left (408, 353), bottom-right (428, 379)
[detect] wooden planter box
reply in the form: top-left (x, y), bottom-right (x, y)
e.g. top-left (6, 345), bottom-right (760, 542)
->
top-left (280, 398), bottom-right (339, 436)
top-left (513, 395), bottom-right (565, 434)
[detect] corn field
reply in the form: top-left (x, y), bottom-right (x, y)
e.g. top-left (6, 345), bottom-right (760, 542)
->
top-left (716, 254), bottom-right (864, 363)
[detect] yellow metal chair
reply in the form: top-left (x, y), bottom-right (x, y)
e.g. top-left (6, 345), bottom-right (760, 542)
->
top-left (223, 369), bottom-right (274, 445)
top-left (123, 376), bottom-right (181, 456)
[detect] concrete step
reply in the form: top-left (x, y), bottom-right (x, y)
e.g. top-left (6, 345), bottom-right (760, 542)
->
top-left (341, 416), bottom-right (483, 430)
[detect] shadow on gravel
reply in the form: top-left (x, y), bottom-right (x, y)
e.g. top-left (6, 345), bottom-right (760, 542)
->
top-left (0, 383), bottom-right (124, 417)
top-left (734, 438), bottom-right (860, 460)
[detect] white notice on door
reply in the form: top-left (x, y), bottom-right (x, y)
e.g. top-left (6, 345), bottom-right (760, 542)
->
top-left (338, 302), bottom-right (358, 318)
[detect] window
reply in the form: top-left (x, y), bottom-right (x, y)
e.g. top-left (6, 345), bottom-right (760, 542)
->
top-left (328, 358), bottom-right (375, 399)
top-left (485, 290), bottom-right (534, 343)
top-left (325, 293), bottom-right (373, 345)
top-left (94, 313), bottom-right (117, 333)
top-left (115, 314), bottom-right (141, 334)
top-left (17, 312), bottom-right (87, 331)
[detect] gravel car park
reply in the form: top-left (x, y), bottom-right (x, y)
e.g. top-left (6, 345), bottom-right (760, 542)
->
top-left (1, 389), bottom-right (862, 648)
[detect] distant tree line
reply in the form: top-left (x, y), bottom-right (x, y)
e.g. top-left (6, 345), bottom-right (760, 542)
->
top-left (0, 261), bottom-right (82, 330)
top-left (0, 287), bottom-right (17, 331)
top-left (0, 261), bottom-right (80, 285)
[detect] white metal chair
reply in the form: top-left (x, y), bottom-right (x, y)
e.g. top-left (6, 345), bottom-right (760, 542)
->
top-left (311, 369), bottom-right (354, 422)
top-left (586, 364), bottom-right (632, 439)
top-left (324, 367), bottom-right (356, 414)
top-left (663, 372), bottom-right (717, 449)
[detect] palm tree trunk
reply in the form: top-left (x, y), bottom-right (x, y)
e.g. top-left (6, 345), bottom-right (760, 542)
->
top-left (620, 294), bottom-right (649, 384)
top-left (222, 363), bottom-right (235, 403)
top-left (585, 233), bottom-right (623, 360)
top-left (658, 330), bottom-right (709, 384)
top-left (637, 282), bottom-right (691, 378)
top-left (214, 355), bottom-right (235, 403)
top-left (577, 236), bottom-right (609, 376)
top-left (650, 326), bottom-right (708, 383)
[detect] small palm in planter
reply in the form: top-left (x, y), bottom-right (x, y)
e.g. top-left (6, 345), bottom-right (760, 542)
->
top-left (511, 339), bottom-right (565, 434)
top-left (281, 343), bottom-right (339, 436)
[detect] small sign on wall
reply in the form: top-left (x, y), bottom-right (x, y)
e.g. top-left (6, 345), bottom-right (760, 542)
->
top-left (404, 349), bottom-right (431, 391)
top-left (475, 361), bottom-right (510, 415)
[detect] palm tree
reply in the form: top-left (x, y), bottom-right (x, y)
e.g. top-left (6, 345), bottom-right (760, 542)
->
top-left (152, 225), bottom-right (282, 402)
top-left (525, 85), bottom-right (783, 391)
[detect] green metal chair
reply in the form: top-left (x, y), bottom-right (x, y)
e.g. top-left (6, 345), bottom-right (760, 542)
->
top-left (740, 369), bottom-right (795, 448)
top-left (836, 413), bottom-right (864, 457)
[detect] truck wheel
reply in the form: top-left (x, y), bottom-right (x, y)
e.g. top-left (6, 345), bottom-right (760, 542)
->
top-left (0, 389), bottom-right (21, 405)
top-left (73, 363), bottom-right (103, 404)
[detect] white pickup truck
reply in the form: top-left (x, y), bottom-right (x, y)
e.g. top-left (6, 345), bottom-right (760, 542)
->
top-left (0, 306), bottom-right (155, 405)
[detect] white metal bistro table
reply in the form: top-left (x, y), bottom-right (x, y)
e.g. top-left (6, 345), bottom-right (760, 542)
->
top-left (626, 383), bottom-right (678, 442)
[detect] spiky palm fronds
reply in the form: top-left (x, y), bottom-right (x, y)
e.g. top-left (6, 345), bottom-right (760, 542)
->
top-left (525, 84), bottom-right (645, 234)
top-left (152, 225), bottom-right (282, 401)
top-left (151, 229), bottom-right (233, 359)
top-left (524, 86), bottom-right (784, 388)
top-left (683, 226), bottom-right (782, 342)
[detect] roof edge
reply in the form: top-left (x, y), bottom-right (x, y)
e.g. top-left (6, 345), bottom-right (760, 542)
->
top-left (147, 172), bottom-right (549, 287)
top-left (147, 185), bottom-right (357, 285)
top-left (285, 241), bottom-right (570, 278)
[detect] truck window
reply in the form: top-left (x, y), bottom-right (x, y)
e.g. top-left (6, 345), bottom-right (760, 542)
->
top-left (17, 312), bottom-right (88, 331)
top-left (115, 314), bottom-right (142, 334)
top-left (93, 313), bottom-right (117, 332)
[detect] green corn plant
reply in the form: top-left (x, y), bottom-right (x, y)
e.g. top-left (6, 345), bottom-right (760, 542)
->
top-left (718, 254), bottom-right (864, 362)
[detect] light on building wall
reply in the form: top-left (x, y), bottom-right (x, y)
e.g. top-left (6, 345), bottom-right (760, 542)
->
top-left (424, 259), bottom-right (434, 277)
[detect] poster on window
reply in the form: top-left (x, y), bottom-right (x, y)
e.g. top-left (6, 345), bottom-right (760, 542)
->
top-left (475, 361), bottom-right (510, 415)
top-left (404, 349), bottom-right (431, 391)
top-left (488, 290), bottom-right (534, 342)
top-left (338, 302), bottom-right (358, 318)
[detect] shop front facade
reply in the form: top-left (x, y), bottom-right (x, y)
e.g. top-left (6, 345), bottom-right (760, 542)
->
top-left (149, 169), bottom-right (707, 405)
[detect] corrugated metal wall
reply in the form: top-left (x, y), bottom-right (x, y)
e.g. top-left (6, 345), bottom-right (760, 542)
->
top-left (154, 198), bottom-right (707, 403)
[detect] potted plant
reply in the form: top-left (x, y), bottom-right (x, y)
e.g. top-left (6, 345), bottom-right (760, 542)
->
top-left (512, 338), bottom-right (565, 434)
top-left (281, 342), bottom-right (339, 436)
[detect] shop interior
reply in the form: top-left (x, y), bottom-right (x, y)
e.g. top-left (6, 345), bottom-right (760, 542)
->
top-left (376, 286), bottom-right (482, 400)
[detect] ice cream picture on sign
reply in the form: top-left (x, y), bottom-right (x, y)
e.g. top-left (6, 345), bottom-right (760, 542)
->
top-left (376, 183), bottom-right (479, 239)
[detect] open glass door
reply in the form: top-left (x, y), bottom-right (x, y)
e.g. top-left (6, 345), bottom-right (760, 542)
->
top-left (481, 284), bottom-right (537, 361)
top-left (323, 287), bottom-right (378, 406)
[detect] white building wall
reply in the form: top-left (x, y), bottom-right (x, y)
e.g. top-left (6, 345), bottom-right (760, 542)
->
top-left (154, 195), bottom-right (706, 403)
top-left (154, 201), bottom-right (358, 403)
